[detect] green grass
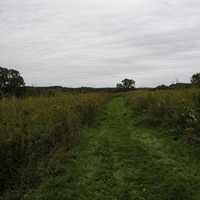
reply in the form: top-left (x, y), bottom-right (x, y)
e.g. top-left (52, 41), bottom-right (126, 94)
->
top-left (128, 88), bottom-right (200, 138)
top-left (0, 93), bottom-right (110, 199)
top-left (21, 97), bottom-right (200, 200)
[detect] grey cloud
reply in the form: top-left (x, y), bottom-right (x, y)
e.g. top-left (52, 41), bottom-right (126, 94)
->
top-left (0, 0), bottom-right (200, 87)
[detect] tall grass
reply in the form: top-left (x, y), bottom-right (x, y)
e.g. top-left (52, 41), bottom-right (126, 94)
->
top-left (0, 93), bottom-right (110, 199)
top-left (128, 88), bottom-right (200, 140)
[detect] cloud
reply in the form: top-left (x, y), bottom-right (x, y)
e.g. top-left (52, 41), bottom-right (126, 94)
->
top-left (0, 0), bottom-right (200, 87)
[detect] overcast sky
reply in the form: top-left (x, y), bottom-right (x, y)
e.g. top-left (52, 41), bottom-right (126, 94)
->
top-left (0, 0), bottom-right (200, 87)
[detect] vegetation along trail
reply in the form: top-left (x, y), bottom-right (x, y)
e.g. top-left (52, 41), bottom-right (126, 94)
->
top-left (25, 97), bottom-right (200, 200)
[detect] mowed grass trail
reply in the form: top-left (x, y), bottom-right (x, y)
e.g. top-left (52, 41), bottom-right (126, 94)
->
top-left (25, 97), bottom-right (200, 200)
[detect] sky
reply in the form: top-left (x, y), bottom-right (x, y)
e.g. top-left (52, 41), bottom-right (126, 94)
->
top-left (0, 0), bottom-right (200, 87)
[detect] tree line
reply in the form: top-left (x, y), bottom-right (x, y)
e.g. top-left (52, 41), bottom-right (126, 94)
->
top-left (0, 66), bottom-right (200, 96)
top-left (116, 74), bottom-right (200, 89)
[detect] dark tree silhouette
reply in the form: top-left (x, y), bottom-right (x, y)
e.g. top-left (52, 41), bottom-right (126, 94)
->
top-left (117, 78), bottom-right (135, 89)
top-left (191, 73), bottom-right (200, 86)
top-left (0, 66), bottom-right (25, 95)
top-left (0, 67), bottom-right (9, 89)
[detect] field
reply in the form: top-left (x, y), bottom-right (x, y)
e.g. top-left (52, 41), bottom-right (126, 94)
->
top-left (1, 88), bottom-right (200, 200)
top-left (0, 92), bottom-right (111, 199)
top-left (127, 88), bottom-right (200, 141)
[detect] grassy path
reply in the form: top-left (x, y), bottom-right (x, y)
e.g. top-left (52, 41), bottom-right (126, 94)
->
top-left (25, 97), bottom-right (200, 200)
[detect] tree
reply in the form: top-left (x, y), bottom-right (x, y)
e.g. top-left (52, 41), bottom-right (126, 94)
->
top-left (0, 66), bottom-right (25, 95)
top-left (116, 78), bottom-right (135, 89)
top-left (191, 73), bottom-right (200, 86)
top-left (156, 84), bottom-right (168, 90)
top-left (116, 83), bottom-right (124, 89)
top-left (0, 67), bottom-right (9, 89)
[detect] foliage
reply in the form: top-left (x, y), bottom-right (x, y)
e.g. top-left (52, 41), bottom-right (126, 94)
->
top-left (128, 88), bottom-right (200, 139)
top-left (19, 97), bottom-right (200, 200)
top-left (117, 78), bottom-right (135, 89)
top-left (0, 93), bottom-right (110, 199)
top-left (191, 73), bottom-right (200, 86)
top-left (0, 66), bottom-right (25, 96)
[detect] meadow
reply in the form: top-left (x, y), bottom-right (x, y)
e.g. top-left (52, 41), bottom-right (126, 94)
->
top-left (0, 92), bottom-right (110, 199)
top-left (1, 87), bottom-right (200, 200)
top-left (128, 88), bottom-right (200, 142)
